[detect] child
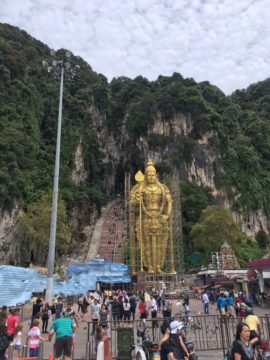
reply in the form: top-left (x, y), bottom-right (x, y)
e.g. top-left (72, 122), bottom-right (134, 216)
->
top-left (25, 319), bottom-right (47, 357)
top-left (12, 323), bottom-right (23, 358)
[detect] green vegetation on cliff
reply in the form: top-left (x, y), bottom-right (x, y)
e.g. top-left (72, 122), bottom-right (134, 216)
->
top-left (1, 23), bottom-right (270, 266)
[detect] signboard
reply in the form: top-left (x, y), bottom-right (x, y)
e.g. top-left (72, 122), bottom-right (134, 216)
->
top-left (262, 271), bottom-right (270, 279)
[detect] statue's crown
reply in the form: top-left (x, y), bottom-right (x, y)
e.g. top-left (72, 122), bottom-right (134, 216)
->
top-left (145, 159), bottom-right (156, 173)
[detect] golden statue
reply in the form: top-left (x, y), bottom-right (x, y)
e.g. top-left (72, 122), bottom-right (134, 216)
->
top-left (129, 160), bottom-right (175, 274)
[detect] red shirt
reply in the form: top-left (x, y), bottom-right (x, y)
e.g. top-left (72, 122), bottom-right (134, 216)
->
top-left (7, 314), bottom-right (19, 335)
top-left (139, 303), bottom-right (146, 314)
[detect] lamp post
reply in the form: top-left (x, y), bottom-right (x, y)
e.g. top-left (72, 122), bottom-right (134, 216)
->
top-left (42, 50), bottom-right (79, 303)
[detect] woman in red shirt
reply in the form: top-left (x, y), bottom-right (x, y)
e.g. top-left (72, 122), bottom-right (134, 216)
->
top-left (138, 300), bottom-right (148, 325)
top-left (6, 308), bottom-right (20, 341)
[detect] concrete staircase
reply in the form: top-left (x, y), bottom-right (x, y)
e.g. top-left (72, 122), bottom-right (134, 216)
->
top-left (88, 199), bottom-right (127, 263)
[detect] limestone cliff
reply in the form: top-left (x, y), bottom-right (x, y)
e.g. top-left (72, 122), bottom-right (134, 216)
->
top-left (1, 24), bottom-right (269, 266)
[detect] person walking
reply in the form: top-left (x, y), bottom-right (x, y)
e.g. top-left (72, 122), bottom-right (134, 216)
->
top-left (98, 304), bottom-right (109, 335)
top-left (123, 299), bottom-right (131, 324)
top-left (0, 312), bottom-right (9, 360)
top-left (138, 299), bottom-right (148, 325)
top-left (91, 299), bottom-right (100, 335)
top-left (245, 308), bottom-right (261, 345)
top-left (6, 307), bottom-right (20, 341)
top-left (55, 297), bottom-right (64, 319)
top-left (160, 322), bottom-right (176, 360)
top-left (129, 293), bottom-right (137, 321)
top-left (183, 294), bottom-right (190, 323)
top-left (30, 298), bottom-right (43, 327)
top-left (80, 296), bottom-right (89, 321)
top-left (26, 319), bottom-right (47, 358)
top-left (150, 295), bottom-right (158, 328)
top-left (231, 322), bottom-right (255, 360)
top-left (111, 297), bottom-right (120, 326)
top-left (169, 321), bottom-right (189, 360)
top-left (41, 302), bottom-right (50, 333)
top-left (226, 292), bottom-right (235, 318)
top-left (217, 293), bottom-right (226, 316)
top-left (48, 309), bottom-right (77, 360)
top-left (202, 291), bottom-right (209, 314)
top-left (11, 323), bottom-right (23, 358)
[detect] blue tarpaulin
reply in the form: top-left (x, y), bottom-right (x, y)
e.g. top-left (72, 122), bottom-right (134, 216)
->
top-left (0, 260), bottom-right (131, 307)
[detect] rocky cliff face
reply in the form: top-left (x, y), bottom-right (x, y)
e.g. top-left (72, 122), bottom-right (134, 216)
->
top-left (0, 208), bottom-right (21, 265)
top-left (0, 109), bottom-right (267, 266)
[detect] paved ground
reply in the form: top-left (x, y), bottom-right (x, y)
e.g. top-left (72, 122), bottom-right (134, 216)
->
top-left (13, 299), bottom-right (270, 359)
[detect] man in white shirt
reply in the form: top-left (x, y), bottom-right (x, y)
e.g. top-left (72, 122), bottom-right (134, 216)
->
top-left (91, 299), bottom-right (100, 335)
top-left (202, 291), bottom-right (209, 314)
top-left (150, 296), bottom-right (158, 328)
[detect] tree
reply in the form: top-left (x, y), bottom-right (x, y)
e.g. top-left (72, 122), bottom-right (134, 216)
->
top-left (19, 192), bottom-right (71, 265)
top-left (256, 230), bottom-right (270, 250)
top-left (190, 205), bottom-right (248, 265)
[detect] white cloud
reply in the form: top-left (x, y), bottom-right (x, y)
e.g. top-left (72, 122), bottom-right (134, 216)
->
top-left (1, 0), bottom-right (270, 94)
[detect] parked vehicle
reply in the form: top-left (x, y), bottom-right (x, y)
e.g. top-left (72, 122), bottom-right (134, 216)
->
top-left (256, 339), bottom-right (270, 360)
top-left (185, 340), bottom-right (199, 360)
top-left (130, 327), bottom-right (160, 360)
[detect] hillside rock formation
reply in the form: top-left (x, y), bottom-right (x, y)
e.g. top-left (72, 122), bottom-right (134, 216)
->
top-left (0, 23), bottom-right (270, 266)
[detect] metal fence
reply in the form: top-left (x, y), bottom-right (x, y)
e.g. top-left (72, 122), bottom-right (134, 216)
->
top-left (82, 315), bottom-right (270, 360)
top-left (5, 314), bottom-right (270, 359)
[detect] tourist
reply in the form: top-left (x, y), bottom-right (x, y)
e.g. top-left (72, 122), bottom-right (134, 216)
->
top-left (48, 309), bottom-right (77, 360)
top-left (183, 293), bottom-right (190, 323)
top-left (157, 293), bottom-right (162, 312)
top-left (55, 297), bottom-right (64, 319)
top-left (80, 296), bottom-right (89, 321)
top-left (30, 298), bottom-right (43, 327)
top-left (169, 321), bottom-right (189, 360)
top-left (202, 291), bottom-right (209, 314)
top-left (123, 298), bottom-right (131, 324)
top-left (6, 307), bottom-right (20, 341)
top-left (0, 307), bottom-right (7, 322)
top-left (160, 322), bottom-right (176, 360)
top-left (11, 323), bottom-right (23, 358)
top-left (26, 318), bottom-right (47, 358)
top-left (41, 302), bottom-right (50, 333)
top-left (95, 324), bottom-right (110, 360)
top-left (0, 312), bottom-right (9, 360)
top-left (129, 293), bottom-right (137, 320)
top-left (118, 296), bottom-right (124, 323)
top-left (245, 308), bottom-right (261, 345)
top-left (77, 294), bottom-right (84, 313)
top-left (217, 293), bottom-right (226, 316)
top-left (91, 299), bottom-right (100, 335)
top-left (194, 290), bottom-right (199, 301)
top-left (98, 304), bottom-right (109, 334)
top-left (226, 292), bottom-right (235, 318)
top-left (111, 297), bottom-right (120, 326)
top-left (231, 322), bottom-right (255, 360)
top-left (138, 299), bottom-right (148, 325)
top-left (150, 295), bottom-right (158, 328)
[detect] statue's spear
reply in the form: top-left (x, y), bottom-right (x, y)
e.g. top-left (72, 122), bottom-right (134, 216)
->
top-left (135, 171), bottom-right (145, 272)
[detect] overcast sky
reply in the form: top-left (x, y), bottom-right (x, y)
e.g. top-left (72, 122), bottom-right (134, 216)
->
top-left (1, 0), bottom-right (270, 94)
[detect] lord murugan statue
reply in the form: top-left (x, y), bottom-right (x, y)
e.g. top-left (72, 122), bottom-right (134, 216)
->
top-left (129, 160), bottom-right (176, 275)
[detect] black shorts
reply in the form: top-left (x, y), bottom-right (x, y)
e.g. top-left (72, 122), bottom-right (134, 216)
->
top-left (55, 336), bottom-right (73, 358)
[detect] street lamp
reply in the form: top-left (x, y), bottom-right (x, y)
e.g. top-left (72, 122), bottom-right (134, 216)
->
top-left (42, 50), bottom-right (79, 303)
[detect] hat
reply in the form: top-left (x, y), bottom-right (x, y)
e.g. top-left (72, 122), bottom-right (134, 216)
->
top-left (170, 320), bottom-right (184, 334)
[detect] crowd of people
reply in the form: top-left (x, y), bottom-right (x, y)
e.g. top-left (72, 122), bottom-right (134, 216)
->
top-left (0, 287), bottom-right (266, 360)
top-left (198, 289), bottom-right (256, 318)
top-left (0, 297), bottom-right (77, 360)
